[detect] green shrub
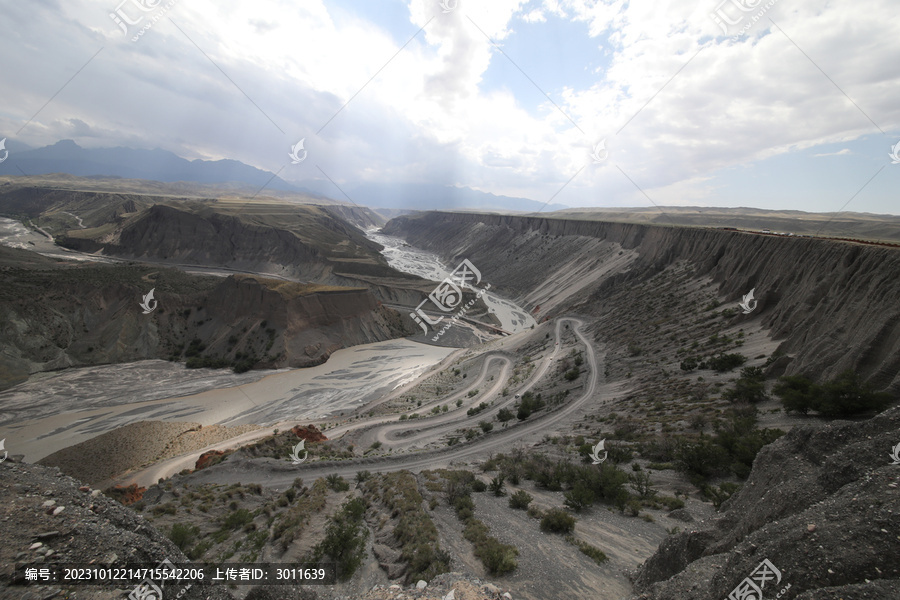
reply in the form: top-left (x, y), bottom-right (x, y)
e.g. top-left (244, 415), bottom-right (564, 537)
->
top-left (366, 472), bottom-right (450, 583)
top-left (508, 490), bottom-right (533, 510)
top-left (488, 475), bottom-right (506, 497)
top-left (516, 392), bottom-right (546, 420)
top-left (628, 470), bottom-right (656, 500)
top-left (702, 482), bottom-right (741, 509)
top-left (497, 408), bottom-right (514, 422)
top-left (707, 353), bottom-right (747, 372)
top-left (223, 508), bottom-right (253, 530)
top-left (467, 402), bottom-right (489, 416)
top-left (565, 535), bottom-right (608, 565)
top-left (168, 523), bottom-right (199, 551)
top-left (675, 436), bottom-right (730, 481)
top-left (462, 519), bottom-right (518, 575)
top-left (724, 375), bottom-right (768, 404)
top-left (326, 474), bottom-right (350, 492)
top-left (774, 370), bottom-right (891, 418)
top-left (187, 540), bottom-right (212, 560)
top-left (773, 375), bottom-right (816, 414)
top-left (680, 357), bottom-right (698, 372)
top-left (625, 498), bottom-right (642, 517)
top-left (563, 482), bottom-right (595, 512)
top-left (540, 508), bottom-right (576, 533)
top-left (310, 498), bottom-right (368, 581)
top-left (656, 495), bottom-right (685, 511)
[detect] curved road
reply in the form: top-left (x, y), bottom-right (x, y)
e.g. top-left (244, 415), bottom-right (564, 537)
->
top-left (184, 317), bottom-right (600, 489)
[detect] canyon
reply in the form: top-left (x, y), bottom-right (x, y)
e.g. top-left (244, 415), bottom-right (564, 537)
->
top-left (1, 181), bottom-right (898, 600)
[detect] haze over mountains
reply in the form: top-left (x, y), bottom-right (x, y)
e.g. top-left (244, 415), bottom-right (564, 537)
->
top-left (0, 140), bottom-right (559, 212)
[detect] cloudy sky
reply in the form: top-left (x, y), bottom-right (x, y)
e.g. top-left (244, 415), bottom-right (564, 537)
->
top-left (1, 0), bottom-right (898, 213)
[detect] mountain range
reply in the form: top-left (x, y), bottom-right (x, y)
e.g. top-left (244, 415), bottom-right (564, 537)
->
top-left (0, 140), bottom-right (561, 212)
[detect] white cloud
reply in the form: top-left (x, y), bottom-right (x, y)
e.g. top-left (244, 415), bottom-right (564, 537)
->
top-left (0, 0), bottom-right (898, 212)
top-left (814, 149), bottom-right (852, 157)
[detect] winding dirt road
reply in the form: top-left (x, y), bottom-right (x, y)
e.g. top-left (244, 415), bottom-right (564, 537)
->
top-left (183, 317), bottom-right (600, 489)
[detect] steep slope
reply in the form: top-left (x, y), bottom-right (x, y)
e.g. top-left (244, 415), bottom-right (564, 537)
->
top-left (629, 405), bottom-right (900, 599)
top-left (0, 256), bottom-right (412, 390)
top-left (384, 212), bottom-right (900, 392)
top-left (0, 459), bottom-right (233, 600)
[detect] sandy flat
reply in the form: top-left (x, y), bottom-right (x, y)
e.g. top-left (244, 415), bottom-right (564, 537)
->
top-left (0, 339), bottom-right (453, 462)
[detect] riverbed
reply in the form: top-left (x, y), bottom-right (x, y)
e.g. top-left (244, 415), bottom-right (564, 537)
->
top-left (0, 340), bottom-right (454, 462)
top-left (0, 219), bottom-right (531, 463)
top-left (367, 230), bottom-right (536, 333)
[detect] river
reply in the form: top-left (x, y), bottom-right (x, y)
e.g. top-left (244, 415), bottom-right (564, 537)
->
top-left (0, 218), bottom-right (533, 462)
top-left (366, 230), bottom-right (536, 334)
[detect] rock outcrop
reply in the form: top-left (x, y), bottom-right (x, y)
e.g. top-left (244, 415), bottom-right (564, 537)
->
top-left (629, 405), bottom-right (900, 599)
top-left (0, 460), bottom-right (233, 600)
top-left (292, 424), bottom-right (327, 442)
top-left (194, 450), bottom-right (227, 471)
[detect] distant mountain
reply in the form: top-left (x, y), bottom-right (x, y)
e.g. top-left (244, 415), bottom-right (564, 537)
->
top-left (296, 180), bottom-right (566, 212)
top-left (0, 140), bottom-right (564, 212)
top-left (0, 140), bottom-right (302, 192)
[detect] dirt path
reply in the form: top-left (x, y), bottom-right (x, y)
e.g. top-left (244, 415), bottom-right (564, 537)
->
top-left (181, 317), bottom-right (604, 488)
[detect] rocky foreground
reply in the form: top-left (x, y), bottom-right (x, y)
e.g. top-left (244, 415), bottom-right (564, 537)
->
top-left (3, 405), bottom-right (900, 599)
top-left (0, 458), bottom-right (510, 600)
top-left (629, 405), bottom-right (900, 599)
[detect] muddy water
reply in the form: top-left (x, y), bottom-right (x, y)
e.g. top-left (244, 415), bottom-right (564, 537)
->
top-left (0, 219), bottom-right (457, 461)
top-left (367, 230), bottom-right (536, 333)
top-left (0, 216), bottom-right (118, 262)
top-left (0, 340), bottom-right (453, 462)
top-left (0, 221), bottom-right (529, 463)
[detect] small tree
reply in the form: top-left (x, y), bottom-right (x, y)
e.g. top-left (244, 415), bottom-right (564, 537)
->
top-left (628, 470), bottom-right (657, 500)
top-left (773, 375), bottom-right (816, 414)
top-left (816, 370), bottom-right (892, 417)
top-left (563, 482), bottom-right (595, 512)
top-left (489, 474), bottom-right (506, 497)
top-left (724, 376), bottom-right (768, 404)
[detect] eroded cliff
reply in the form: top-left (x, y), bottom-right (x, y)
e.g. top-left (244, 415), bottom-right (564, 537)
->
top-left (384, 212), bottom-right (900, 391)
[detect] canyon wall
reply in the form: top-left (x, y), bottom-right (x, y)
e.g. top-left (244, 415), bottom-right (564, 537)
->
top-left (0, 258), bottom-right (411, 390)
top-left (384, 212), bottom-right (900, 391)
